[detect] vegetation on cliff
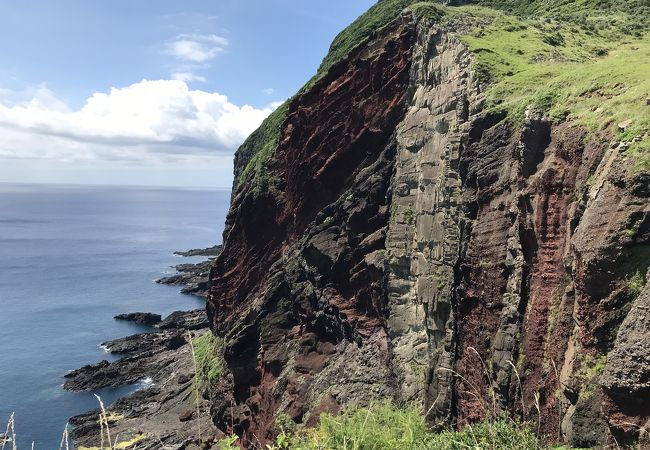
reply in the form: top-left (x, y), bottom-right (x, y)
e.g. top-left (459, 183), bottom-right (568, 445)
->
top-left (191, 331), bottom-right (224, 388)
top-left (215, 403), bottom-right (586, 450)
top-left (236, 0), bottom-right (649, 188)
top-left (451, 6), bottom-right (650, 169)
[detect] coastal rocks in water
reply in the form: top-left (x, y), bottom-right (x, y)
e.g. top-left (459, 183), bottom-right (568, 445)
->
top-left (64, 312), bottom-right (205, 391)
top-left (102, 329), bottom-right (186, 355)
top-left (157, 245), bottom-right (222, 298)
top-left (66, 244), bottom-right (216, 445)
top-left (69, 330), bottom-right (222, 449)
top-left (114, 312), bottom-right (161, 326)
top-left (157, 309), bottom-right (209, 330)
top-left (174, 245), bottom-right (222, 257)
top-left (63, 355), bottom-right (163, 392)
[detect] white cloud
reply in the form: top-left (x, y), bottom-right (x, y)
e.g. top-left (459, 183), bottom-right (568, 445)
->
top-left (164, 33), bottom-right (228, 62)
top-left (0, 79), bottom-right (279, 163)
top-left (171, 72), bottom-right (207, 83)
top-left (262, 87), bottom-right (276, 96)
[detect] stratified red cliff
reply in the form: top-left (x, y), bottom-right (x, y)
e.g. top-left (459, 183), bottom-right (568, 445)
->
top-left (206, 2), bottom-right (650, 448)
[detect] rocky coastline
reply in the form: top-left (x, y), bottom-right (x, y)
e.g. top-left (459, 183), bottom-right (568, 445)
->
top-left (65, 247), bottom-right (223, 449)
top-left (155, 245), bottom-right (221, 298)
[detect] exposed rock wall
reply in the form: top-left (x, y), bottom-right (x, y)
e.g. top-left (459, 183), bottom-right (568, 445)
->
top-left (384, 24), bottom-right (482, 420)
top-left (208, 17), bottom-right (416, 445)
top-left (207, 14), bottom-right (650, 448)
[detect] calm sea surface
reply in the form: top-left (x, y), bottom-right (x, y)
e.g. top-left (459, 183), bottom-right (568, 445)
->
top-left (0, 183), bottom-right (229, 448)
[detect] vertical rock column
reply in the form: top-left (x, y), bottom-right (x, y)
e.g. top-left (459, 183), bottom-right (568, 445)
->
top-left (385, 23), bottom-right (481, 420)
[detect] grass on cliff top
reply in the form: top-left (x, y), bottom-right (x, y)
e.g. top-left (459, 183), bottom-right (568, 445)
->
top-left (236, 0), bottom-right (650, 189)
top-left (217, 402), bottom-right (586, 450)
top-left (449, 5), bottom-right (650, 170)
top-left (237, 102), bottom-right (288, 191)
top-left (473, 0), bottom-right (650, 18)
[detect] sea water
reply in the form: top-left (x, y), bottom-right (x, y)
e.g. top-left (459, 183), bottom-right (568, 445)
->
top-left (0, 183), bottom-right (229, 447)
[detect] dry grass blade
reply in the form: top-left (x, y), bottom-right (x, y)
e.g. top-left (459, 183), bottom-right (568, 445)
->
top-left (9, 413), bottom-right (16, 450)
top-left (1, 414), bottom-right (19, 450)
top-left (468, 346), bottom-right (497, 419)
top-left (94, 394), bottom-right (113, 449)
top-left (187, 331), bottom-right (202, 443)
top-left (58, 425), bottom-right (70, 450)
top-left (437, 367), bottom-right (489, 414)
top-left (507, 360), bottom-right (526, 421)
top-left (1, 413), bottom-right (12, 450)
top-left (533, 392), bottom-right (541, 437)
top-left (550, 358), bottom-right (561, 441)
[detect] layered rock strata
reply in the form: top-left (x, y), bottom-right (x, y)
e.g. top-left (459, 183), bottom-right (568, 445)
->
top-left (207, 13), bottom-right (649, 450)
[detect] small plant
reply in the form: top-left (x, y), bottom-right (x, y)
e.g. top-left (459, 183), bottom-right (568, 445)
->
top-left (575, 355), bottom-right (606, 401)
top-left (191, 331), bottom-right (225, 389)
top-left (403, 207), bottom-right (415, 225)
top-left (215, 435), bottom-right (239, 450)
top-left (626, 270), bottom-right (645, 297)
top-left (541, 31), bottom-right (565, 47)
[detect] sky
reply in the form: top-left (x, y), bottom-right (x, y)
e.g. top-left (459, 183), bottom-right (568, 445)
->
top-left (0, 0), bottom-right (376, 188)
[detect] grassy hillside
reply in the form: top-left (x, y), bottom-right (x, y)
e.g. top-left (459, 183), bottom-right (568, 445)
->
top-left (446, 5), bottom-right (650, 169)
top-left (473, 0), bottom-right (649, 16)
top-left (236, 0), bottom-right (649, 186)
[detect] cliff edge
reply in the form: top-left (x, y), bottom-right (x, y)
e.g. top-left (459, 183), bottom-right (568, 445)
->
top-left (207, 1), bottom-right (650, 448)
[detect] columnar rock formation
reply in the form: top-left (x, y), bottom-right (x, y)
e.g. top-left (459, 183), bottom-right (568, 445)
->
top-left (207, 9), bottom-right (650, 449)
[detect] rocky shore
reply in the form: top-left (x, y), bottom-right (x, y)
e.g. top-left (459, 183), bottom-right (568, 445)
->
top-left (65, 247), bottom-right (223, 449)
top-left (156, 245), bottom-right (222, 298)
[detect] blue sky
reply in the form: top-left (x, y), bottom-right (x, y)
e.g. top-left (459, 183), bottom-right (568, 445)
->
top-left (0, 0), bottom-right (376, 187)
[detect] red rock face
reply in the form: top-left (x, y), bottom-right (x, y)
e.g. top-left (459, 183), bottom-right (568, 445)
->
top-left (455, 116), bottom-right (648, 446)
top-left (208, 19), bottom-right (414, 335)
top-left (207, 18), bottom-right (415, 445)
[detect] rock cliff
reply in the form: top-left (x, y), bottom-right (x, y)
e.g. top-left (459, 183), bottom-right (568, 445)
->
top-left (206, 1), bottom-right (650, 448)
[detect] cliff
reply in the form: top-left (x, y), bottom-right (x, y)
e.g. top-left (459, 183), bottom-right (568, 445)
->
top-left (206, 1), bottom-right (650, 448)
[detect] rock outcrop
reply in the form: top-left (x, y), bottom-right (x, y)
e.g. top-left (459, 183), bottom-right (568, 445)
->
top-left (206, 8), bottom-right (649, 450)
top-left (114, 312), bottom-right (162, 326)
top-left (157, 245), bottom-right (222, 298)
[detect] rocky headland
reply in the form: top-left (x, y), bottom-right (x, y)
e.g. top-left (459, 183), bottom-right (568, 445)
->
top-left (156, 245), bottom-right (222, 298)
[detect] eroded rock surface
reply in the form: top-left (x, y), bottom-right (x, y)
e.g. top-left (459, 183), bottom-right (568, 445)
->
top-left (206, 13), bottom-right (650, 449)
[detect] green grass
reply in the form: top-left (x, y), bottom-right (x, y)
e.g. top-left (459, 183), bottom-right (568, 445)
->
top-left (627, 270), bottom-right (646, 297)
top-left (236, 102), bottom-right (288, 190)
top-left (236, 0), bottom-right (650, 189)
top-left (314, 0), bottom-right (426, 83)
top-left (192, 331), bottom-right (224, 388)
top-left (473, 0), bottom-right (650, 19)
top-left (450, 6), bottom-right (650, 169)
top-left (219, 402), bottom-right (586, 449)
top-left (574, 355), bottom-right (607, 401)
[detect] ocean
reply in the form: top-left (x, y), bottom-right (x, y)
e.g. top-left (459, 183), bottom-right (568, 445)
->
top-left (0, 183), bottom-right (230, 448)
